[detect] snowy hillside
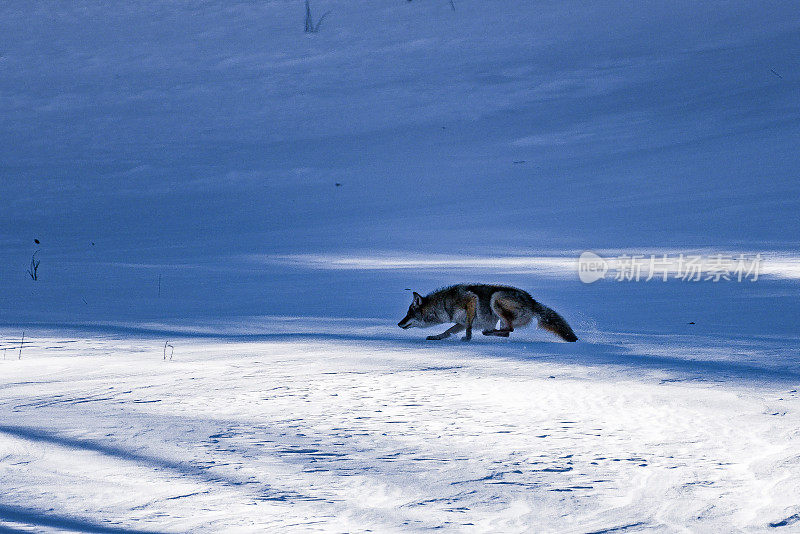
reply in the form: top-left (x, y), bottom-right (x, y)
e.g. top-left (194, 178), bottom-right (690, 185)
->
top-left (1, 0), bottom-right (799, 324)
top-left (1, 0), bottom-right (799, 531)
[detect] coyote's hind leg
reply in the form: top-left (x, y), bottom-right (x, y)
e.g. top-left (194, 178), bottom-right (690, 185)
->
top-left (483, 295), bottom-right (517, 337)
top-left (427, 324), bottom-right (465, 341)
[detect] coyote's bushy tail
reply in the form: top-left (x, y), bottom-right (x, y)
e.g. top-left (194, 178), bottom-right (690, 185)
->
top-left (532, 302), bottom-right (578, 342)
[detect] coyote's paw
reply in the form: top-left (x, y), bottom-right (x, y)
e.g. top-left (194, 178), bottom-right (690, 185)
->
top-left (461, 335), bottom-right (472, 342)
top-left (482, 329), bottom-right (510, 337)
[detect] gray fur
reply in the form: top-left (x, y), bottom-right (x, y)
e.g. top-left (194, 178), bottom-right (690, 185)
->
top-left (398, 284), bottom-right (577, 342)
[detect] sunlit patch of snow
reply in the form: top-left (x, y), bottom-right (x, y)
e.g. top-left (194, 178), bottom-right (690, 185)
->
top-left (251, 251), bottom-right (800, 280)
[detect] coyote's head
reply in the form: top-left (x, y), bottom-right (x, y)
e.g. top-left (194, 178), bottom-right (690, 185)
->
top-left (398, 291), bottom-right (436, 329)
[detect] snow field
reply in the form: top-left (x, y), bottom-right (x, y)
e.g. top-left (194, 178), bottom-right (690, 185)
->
top-left (1, 328), bottom-right (799, 532)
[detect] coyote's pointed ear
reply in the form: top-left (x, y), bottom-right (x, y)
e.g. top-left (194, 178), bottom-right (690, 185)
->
top-left (412, 292), bottom-right (423, 306)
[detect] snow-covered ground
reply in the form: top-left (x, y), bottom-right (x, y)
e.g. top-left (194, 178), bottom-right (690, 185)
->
top-left (1, 0), bottom-right (799, 531)
top-left (2, 324), bottom-right (800, 533)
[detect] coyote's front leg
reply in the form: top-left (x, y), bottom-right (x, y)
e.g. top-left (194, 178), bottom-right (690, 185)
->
top-left (462, 292), bottom-right (477, 341)
top-left (426, 324), bottom-right (465, 341)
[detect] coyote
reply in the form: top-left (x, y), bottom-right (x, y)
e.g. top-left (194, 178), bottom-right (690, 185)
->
top-left (397, 284), bottom-right (578, 342)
